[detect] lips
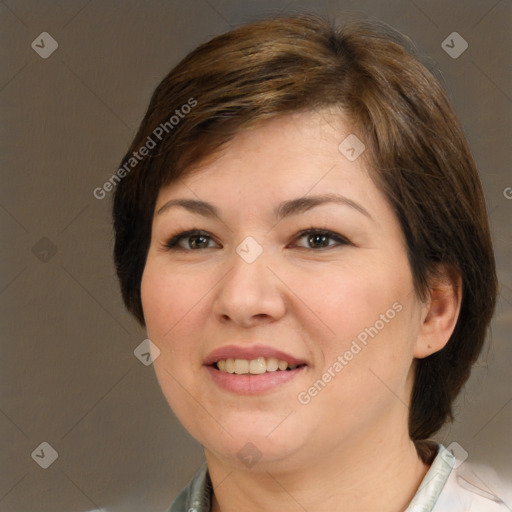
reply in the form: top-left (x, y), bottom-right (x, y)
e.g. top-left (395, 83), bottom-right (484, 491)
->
top-left (203, 344), bottom-right (308, 367)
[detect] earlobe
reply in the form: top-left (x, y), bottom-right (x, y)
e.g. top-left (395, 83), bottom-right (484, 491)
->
top-left (414, 265), bottom-right (462, 359)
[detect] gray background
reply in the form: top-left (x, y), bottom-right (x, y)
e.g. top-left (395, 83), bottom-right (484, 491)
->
top-left (1, 1), bottom-right (511, 511)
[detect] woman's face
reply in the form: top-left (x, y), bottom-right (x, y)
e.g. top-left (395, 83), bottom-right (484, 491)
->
top-left (141, 110), bottom-right (427, 471)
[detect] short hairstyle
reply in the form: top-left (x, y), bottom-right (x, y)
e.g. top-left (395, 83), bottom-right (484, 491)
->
top-left (113, 14), bottom-right (497, 454)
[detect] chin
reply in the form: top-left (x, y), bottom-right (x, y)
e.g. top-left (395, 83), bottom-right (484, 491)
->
top-left (200, 419), bottom-right (311, 471)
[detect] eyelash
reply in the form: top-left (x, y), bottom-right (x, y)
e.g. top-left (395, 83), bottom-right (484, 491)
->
top-left (164, 228), bottom-right (351, 251)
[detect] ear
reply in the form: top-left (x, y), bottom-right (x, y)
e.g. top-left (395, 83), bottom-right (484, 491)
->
top-left (414, 264), bottom-right (462, 358)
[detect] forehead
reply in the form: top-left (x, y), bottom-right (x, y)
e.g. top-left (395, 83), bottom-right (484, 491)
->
top-left (155, 110), bottom-right (377, 209)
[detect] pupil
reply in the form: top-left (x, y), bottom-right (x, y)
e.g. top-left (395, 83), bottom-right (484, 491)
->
top-left (190, 235), bottom-right (208, 249)
top-left (309, 234), bottom-right (327, 248)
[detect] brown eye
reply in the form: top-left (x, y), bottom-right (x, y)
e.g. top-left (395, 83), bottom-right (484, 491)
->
top-left (307, 233), bottom-right (330, 248)
top-left (165, 230), bottom-right (220, 250)
top-left (292, 229), bottom-right (350, 249)
top-left (187, 235), bottom-right (211, 249)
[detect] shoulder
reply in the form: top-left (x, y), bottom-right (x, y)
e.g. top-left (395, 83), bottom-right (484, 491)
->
top-left (433, 458), bottom-right (511, 511)
top-left (407, 444), bottom-right (511, 512)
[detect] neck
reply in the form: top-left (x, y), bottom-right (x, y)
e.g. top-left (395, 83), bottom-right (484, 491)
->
top-left (206, 421), bottom-right (430, 512)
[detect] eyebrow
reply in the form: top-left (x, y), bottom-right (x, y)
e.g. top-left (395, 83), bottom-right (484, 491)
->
top-left (156, 193), bottom-right (372, 220)
top-left (275, 193), bottom-right (371, 220)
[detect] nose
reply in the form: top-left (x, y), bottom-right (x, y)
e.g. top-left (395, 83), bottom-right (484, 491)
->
top-left (212, 248), bottom-right (287, 328)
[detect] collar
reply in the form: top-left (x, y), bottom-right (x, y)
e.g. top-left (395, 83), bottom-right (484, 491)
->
top-left (169, 443), bottom-right (509, 512)
top-left (405, 444), bottom-right (455, 511)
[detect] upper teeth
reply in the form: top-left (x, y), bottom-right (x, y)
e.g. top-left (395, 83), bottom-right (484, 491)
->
top-left (216, 357), bottom-right (299, 375)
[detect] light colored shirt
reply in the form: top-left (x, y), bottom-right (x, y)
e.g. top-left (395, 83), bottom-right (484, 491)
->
top-left (168, 444), bottom-right (511, 511)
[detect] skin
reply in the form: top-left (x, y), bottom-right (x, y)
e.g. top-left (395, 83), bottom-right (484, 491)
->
top-left (141, 110), bottom-right (461, 512)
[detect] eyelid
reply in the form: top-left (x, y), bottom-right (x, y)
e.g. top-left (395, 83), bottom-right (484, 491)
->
top-left (163, 227), bottom-right (351, 251)
top-left (164, 229), bottom-right (221, 250)
top-left (290, 228), bottom-right (351, 248)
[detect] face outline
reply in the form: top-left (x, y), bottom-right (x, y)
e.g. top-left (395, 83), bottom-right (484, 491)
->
top-left (141, 109), bottom-right (429, 473)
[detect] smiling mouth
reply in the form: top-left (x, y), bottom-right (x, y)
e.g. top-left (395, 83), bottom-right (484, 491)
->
top-left (213, 357), bottom-right (307, 375)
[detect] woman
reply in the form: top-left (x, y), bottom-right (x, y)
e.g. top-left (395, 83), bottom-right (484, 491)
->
top-left (113, 14), bottom-right (507, 512)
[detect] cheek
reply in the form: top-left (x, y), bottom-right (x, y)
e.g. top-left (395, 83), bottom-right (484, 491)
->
top-left (141, 261), bottom-right (215, 433)
top-left (141, 261), bottom-right (208, 341)
top-left (287, 257), bottom-right (415, 346)
top-left (288, 259), bottom-right (418, 401)
top-left (141, 261), bottom-right (209, 395)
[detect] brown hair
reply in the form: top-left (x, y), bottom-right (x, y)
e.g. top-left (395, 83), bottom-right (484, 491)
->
top-left (112, 14), bottom-right (497, 454)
